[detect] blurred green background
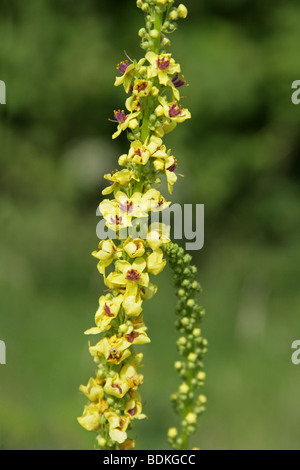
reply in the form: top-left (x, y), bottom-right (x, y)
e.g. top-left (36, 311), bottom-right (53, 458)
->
top-left (1, 0), bottom-right (300, 450)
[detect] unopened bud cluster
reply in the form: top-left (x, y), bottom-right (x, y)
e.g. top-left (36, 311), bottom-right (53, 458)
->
top-left (165, 242), bottom-right (207, 450)
top-left (137, 0), bottom-right (188, 51)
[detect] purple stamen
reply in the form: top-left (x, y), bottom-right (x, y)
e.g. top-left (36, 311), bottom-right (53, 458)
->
top-left (117, 61), bottom-right (130, 75)
top-left (114, 110), bottom-right (127, 123)
top-left (169, 103), bottom-right (182, 118)
top-left (135, 81), bottom-right (148, 93)
top-left (172, 73), bottom-right (186, 88)
top-left (157, 57), bottom-right (170, 70)
top-left (112, 383), bottom-right (123, 395)
top-left (110, 215), bottom-right (123, 226)
top-left (127, 407), bottom-right (137, 417)
top-left (125, 332), bottom-right (140, 343)
top-left (119, 201), bottom-right (134, 214)
top-left (126, 269), bottom-right (141, 283)
top-left (104, 304), bottom-right (114, 317)
top-left (166, 161), bottom-right (178, 172)
top-left (157, 198), bottom-right (164, 208)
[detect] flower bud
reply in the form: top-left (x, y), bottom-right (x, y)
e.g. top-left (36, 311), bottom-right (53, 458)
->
top-left (150, 29), bottom-right (159, 39)
top-left (177, 4), bottom-right (188, 18)
top-left (177, 336), bottom-right (187, 346)
top-left (168, 427), bottom-right (178, 438)
top-left (186, 412), bottom-right (197, 424)
top-left (197, 394), bottom-right (207, 405)
top-left (162, 37), bottom-right (171, 47)
top-left (179, 382), bottom-right (189, 394)
top-left (97, 437), bottom-right (107, 447)
top-left (188, 352), bottom-right (197, 363)
top-left (197, 371), bottom-right (206, 381)
top-left (138, 28), bottom-right (147, 37)
top-left (169, 10), bottom-right (178, 21)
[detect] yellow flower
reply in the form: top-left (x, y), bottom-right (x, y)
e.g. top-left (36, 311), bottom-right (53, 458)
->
top-left (142, 188), bottom-right (171, 212)
top-left (122, 283), bottom-right (143, 317)
top-left (145, 52), bottom-right (181, 86)
top-left (112, 110), bottom-right (140, 140)
top-left (79, 377), bottom-right (104, 402)
top-left (125, 392), bottom-right (147, 420)
top-left (92, 240), bottom-right (118, 274)
top-left (99, 199), bottom-right (132, 232)
top-left (123, 238), bottom-right (146, 258)
top-left (146, 249), bottom-right (167, 275)
top-left (158, 96), bottom-right (191, 123)
top-left (115, 58), bottom-right (146, 93)
top-left (104, 363), bottom-right (144, 398)
top-left (104, 410), bottom-right (130, 444)
top-left (89, 335), bottom-right (132, 365)
top-left (105, 258), bottom-right (149, 291)
top-left (140, 282), bottom-right (158, 300)
top-left (77, 404), bottom-right (101, 432)
top-left (124, 325), bottom-right (151, 346)
top-left (102, 169), bottom-right (139, 195)
top-left (114, 191), bottom-right (148, 218)
top-left (104, 375), bottom-right (130, 399)
top-left (121, 135), bottom-right (162, 166)
top-left (147, 223), bottom-right (171, 250)
top-left (85, 295), bottom-right (123, 335)
top-left (132, 79), bottom-right (153, 98)
top-left (155, 118), bottom-right (177, 138)
top-left (153, 155), bottom-right (180, 194)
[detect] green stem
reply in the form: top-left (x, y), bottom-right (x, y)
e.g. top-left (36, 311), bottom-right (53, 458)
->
top-left (153, 10), bottom-right (163, 54)
top-left (140, 9), bottom-right (163, 144)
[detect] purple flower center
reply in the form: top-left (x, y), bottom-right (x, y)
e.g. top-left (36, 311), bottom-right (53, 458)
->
top-left (169, 103), bottom-right (182, 118)
top-left (126, 269), bottom-right (141, 283)
top-left (117, 61), bottom-right (130, 75)
top-left (157, 56), bottom-right (170, 70)
top-left (157, 198), bottom-right (164, 208)
top-left (127, 407), bottom-right (137, 417)
top-left (125, 332), bottom-right (140, 343)
top-left (110, 215), bottom-right (123, 226)
top-left (166, 160), bottom-right (178, 173)
top-left (112, 383), bottom-right (123, 395)
top-left (104, 304), bottom-right (114, 317)
top-left (119, 200), bottom-right (134, 214)
top-left (109, 347), bottom-right (120, 360)
top-left (114, 110), bottom-right (127, 123)
top-left (172, 73), bottom-right (186, 89)
top-left (135, 81), bottom-right (148, 93)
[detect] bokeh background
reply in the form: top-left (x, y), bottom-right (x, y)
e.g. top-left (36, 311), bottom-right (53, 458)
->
top-left (1, 0), bottom-right (300, 450)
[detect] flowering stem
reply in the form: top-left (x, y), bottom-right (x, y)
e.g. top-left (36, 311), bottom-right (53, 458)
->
top-left (78, 1), bottom-right (196, 451)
